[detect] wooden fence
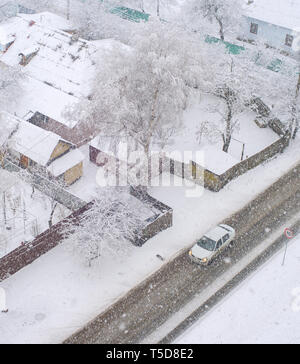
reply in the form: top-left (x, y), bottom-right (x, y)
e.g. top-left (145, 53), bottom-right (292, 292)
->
top-left (0, 203), bottom-right (92, 282)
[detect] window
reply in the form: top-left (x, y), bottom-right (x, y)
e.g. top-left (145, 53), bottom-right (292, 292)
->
top-left (197, 237), bottom-right (216, 252)
top-left (216, 239), bottom-right (223, 250)
top-left (250, 23), bottom-right (258, 34)
top-left (285, 34), bottom-right (294, 47)
top-left (223, 234), bottom-right (230, 243)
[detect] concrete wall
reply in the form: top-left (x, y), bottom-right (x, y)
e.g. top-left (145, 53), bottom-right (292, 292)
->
top-left (164, 133), bottom-right (290, 193)
top-left (161, 156), bottom-right (204, 187)
top-left (130, 186), bottom-right (173, 247)
top-left (204, 133), bottom-right (291, 192)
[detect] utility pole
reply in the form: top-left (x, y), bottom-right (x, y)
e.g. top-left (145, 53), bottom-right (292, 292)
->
top-left (292, 32), bottom-right (300, 139)
top-left (292, 65), bottom-right (300, 140)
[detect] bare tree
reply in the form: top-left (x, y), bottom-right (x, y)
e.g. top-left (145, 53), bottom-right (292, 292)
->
top-left (185, 0), bottom-right (244, 41)
top-left (68, 0), bottom-right (134, 41)
top-left (63, 189), bottom-right (143, 266)
top-left (199, 44), bottom-right (296, 153)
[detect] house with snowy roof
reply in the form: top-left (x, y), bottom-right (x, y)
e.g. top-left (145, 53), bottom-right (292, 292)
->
top-left (0, 112), bottom-right (84, 186)
top-left (241, 0), bottom-right (300, 57)
top-left (0, 11), bottom-right (122, 137)
top-left (0, 12), bottom-right (101, 99)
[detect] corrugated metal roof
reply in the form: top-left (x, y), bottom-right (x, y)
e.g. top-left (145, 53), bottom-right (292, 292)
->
top-left (109, 6), bottom-right (150, 23)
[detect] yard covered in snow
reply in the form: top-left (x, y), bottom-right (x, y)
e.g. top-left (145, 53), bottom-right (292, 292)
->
top-left (0, 169), bottom-right (71, 258)
top-left (0, 135), bottom-right (299, 344)
top-left (176, 233), bottom-right (300, 344)
top-left (165, 93), bottom-right (279, 174)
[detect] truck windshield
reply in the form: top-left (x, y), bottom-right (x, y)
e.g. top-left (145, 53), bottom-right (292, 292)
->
top-left (197, 236), bottom-right (216, 251)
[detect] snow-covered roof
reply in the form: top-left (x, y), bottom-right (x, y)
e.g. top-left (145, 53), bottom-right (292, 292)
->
top-left (0, 12), bottom-right (123, 127)
top-left (19, 12), bottom-right (73, 31)
top-left (4, 113), bottom-right (69, 166)
top-left (245, 0), bottom-right (300, 31)
top-left (19, 45), bottom-right (39, 57)
top-left (0, 111), bottom-right (18, 147)
top-left (0, 26), bottom-right (15, 44)
top-left (15, 76), bottom-right (79, 128)
top-left (47, 148), bottom-right (84, 177)
top-left (165, 145), bottom-right (239, 176)
top-left (201, 146), bottom-right (239, 175)
top-left (0, 14), bottom-right (118, 99)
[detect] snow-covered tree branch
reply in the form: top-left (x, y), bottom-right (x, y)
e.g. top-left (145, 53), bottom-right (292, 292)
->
top-left (63, 189), bottom-right (144, 266)
top-left (198, 42), bottom-right (297, 152)
top-left (185, 0), bottom-right (244, 41)
top-left (69, 0), bottom-right (133, 41)
top-left (67, 20), bottom-right (204, 158)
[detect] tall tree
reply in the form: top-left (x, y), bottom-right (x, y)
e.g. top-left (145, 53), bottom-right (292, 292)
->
top-left (67, 20), bottom-right (204, 157)
top-left (68, 0), bottom-right (134, 41)
top-left (199, 43), bottom-right (296, 153)
top-left (185, 0), bottom-right (244, 41)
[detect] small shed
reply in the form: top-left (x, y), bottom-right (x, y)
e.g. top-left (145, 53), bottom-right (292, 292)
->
top-left (1, 112), bottom-right (84, 186)
top-left (47, 148), bottom-right (84, 186)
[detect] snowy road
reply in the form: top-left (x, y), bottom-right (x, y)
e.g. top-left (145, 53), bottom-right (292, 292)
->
top-left (174, 232), bottom-right (300, 344)
top-left (65, 164), bottom-right (300, 344)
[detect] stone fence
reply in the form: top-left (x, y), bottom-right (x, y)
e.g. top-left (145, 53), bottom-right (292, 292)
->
top-left (130, 186), bottom-right (173, 246)
top-left (164, 133), bottom-right (291, 192)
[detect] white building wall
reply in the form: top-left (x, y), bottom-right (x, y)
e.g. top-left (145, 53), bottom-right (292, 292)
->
top-left (241, 15), bottom-right (300, 58)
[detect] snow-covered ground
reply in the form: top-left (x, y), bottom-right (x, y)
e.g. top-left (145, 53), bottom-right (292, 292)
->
top-left (167, 94), bottom-right (279, 168)
top-left (176, 234), bottom-right (300, 344)
top-left (68, 145), bottom-right (100, 202)
top-left (0, 169), bottom-right (71, 258)
top-left (0, 135), bottom-right (299, 344)
top-left (69, 93), bottom-right (280, 202)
